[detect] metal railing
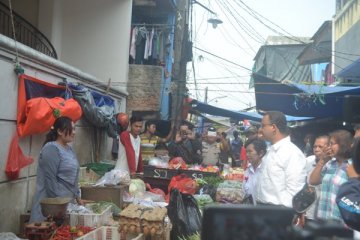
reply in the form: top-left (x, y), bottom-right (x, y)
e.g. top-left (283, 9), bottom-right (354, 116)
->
top-left (0, 1), bottom-right (57, 59)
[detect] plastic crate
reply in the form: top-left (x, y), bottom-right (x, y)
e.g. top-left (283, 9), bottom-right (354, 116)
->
top-left (77, 227), bottom-right (119, 240)
top-left (69, 205), bottom-right (112, 227)
top-left (77, 227), bottom-right (144, 240)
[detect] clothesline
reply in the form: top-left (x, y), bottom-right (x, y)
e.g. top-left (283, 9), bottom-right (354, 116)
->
top-left (131, 23), bottom-right (175, 30)
top-left (132, 23), bottom-right (175, 26)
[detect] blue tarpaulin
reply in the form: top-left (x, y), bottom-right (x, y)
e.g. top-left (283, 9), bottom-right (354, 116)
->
top-left (253, 73), bottom-right (360, 118)
top-left (190, 100), bottom-right (313, 122)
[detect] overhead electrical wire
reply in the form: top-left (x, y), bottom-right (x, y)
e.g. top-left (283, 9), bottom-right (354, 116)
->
top-left (235, 0), bottom-right (360, 61)
top-left (212, 1), bottom-right (257, 53)
top-left (193, 46), bottom-right (253, 71)
top-left (217, 0), bottom-right (265, 44)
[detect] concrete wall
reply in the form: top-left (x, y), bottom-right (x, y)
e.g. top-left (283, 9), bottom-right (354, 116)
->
top-left (0, 35), bottom-right (125, 233)
top-left (334, 0), bottom-right (360, 73)
top-left (334, 20), bottom-right (360, 73)
top-left (53, 0), bottom-right (132, 94)
top-left (127, 65), bottom-right (163, 114)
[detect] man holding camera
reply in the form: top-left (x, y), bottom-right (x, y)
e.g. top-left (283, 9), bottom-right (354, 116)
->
top-left (168, 121), bottom-right (202, 164)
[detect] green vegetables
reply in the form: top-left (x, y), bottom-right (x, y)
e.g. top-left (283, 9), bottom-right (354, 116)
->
top-left (194, 194), bottom-right (213, 209)
top-left (88, 201), bottom-right (120, 214)
top-left (178, 232), bottom-right (201, 240)
top-left (197, 176), bottom-right (224, 187)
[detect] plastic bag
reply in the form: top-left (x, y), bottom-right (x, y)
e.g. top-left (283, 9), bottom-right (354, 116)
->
top-left (0, 232), bottom-right (26, 240)
top-left (168, 174), bottom-right (197, 196)
top-left (122, 191), bottom-right (168, 208)
top-left (168, 189), bottom-right (202, 239)
top-left (197, 184), bottom-right (217, 201)
top-left (5, 134), bottom-right (34, 180)
top-left (94, 169), bottom-right (130, 186)
top-left (146, 183), bottom-right (166, 199)
top-left (168, 157), bottom-right (187, 169)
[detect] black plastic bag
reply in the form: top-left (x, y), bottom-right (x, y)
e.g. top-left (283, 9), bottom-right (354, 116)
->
top-left (197, 184), bottom-right (217, 201)
top-left (168, 189), bottom-right (202, 240)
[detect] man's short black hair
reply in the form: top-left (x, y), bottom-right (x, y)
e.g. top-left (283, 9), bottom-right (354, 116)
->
top-left (233, 130), bottom-right (239, 138)
top-left (145, 120), bottom-right (156, 129)
top-left (130, 115), bottom-right (143, 125)
top-left (264, 111), bottom-right (289, 135)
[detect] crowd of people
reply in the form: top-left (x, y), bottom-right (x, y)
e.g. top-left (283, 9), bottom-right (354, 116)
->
top-left (28, 111), bottom-right (360, 235)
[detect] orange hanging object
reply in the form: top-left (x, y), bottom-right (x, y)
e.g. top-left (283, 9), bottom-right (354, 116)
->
top-left (17, 97), bottom-right (82, 137)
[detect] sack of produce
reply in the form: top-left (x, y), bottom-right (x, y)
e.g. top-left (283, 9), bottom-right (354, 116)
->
top-left (216, 180), bottom-right (245, 203)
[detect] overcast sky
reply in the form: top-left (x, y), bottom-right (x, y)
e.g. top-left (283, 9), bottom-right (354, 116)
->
top-left (187, 0), bottom-right (335, 111)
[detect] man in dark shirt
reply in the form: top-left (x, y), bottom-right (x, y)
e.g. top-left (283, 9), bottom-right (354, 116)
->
top-left (168, 121), bottom-right (202, 164)
top-left (231, 130), bottom-right (243, 164)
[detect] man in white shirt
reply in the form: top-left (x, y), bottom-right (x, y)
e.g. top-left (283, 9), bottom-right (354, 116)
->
top-left (305, 135), bottom-right (329, 220)
top-left (115, 115), bottom-right (144, 174)
top-left (255, 111), bottom-right (307, 208)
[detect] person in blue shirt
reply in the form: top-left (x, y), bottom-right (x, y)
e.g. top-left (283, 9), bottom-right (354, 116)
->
top-left (336, 137), bottom-right (360, 231)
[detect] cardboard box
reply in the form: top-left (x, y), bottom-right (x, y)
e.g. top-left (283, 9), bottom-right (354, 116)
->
top-left (80, 185), bottom-right (128, 209)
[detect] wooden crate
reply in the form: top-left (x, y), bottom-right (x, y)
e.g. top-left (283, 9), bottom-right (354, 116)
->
top-left (80, 185), bottom-right (128, 209)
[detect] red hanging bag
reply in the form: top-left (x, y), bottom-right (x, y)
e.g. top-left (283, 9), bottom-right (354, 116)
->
top-left (5, 133), bottom-right (34, 180)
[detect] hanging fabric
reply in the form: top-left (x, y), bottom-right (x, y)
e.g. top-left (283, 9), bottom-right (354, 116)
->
top-left (17, 74), bottom-right (82, 137)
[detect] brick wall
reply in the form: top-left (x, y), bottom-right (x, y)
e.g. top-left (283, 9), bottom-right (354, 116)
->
top-left (127, 65), bottom-right (163, 114)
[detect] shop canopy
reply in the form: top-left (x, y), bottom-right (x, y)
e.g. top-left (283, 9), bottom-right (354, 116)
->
top-left (190, 99), bottom-right (313, 123)
top-left (253, 73), bottom-right (360, 118)
top-left (336, 57), bottom-right (360, 82)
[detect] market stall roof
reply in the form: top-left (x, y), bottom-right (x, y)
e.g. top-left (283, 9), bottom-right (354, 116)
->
top-left (336, 57), bottom-right (360, 81)
top-left (190, 100), bottom-right (313, 122)
top-left (253, 73), bottom-right (360, 118)
top-left (297, 21), bottom-right (332, 65)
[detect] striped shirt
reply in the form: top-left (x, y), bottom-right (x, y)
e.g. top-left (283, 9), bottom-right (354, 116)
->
top-left (317, 158), bottom-right (349, 221)
top-left (140, 134), bottom-right (159, 161)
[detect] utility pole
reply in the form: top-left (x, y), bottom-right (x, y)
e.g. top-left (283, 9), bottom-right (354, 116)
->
top-left (204, 86), bottom-right (208, 103)
top-left (171, 0), bottom-right (190, 129)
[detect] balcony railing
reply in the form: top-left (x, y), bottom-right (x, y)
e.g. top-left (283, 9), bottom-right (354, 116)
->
top-left (0, 1), bottom-right (57, 59)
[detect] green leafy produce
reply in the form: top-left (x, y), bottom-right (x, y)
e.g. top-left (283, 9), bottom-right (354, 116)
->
top-left (178, 232), bottom-right (200, 240)
top-left (82, 163), bottom-right (115, 176)
top-left (87, 201), bottom-right (117, 214)
top-left (200, 176), bottom-right (224, 187)
top-left (194, 194), bottom-right (213, 209)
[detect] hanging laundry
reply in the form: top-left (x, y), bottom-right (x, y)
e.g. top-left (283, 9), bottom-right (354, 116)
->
top-left (148, 27), bottom-right (155, 57)
top-left (135, 27), bottom-right (146, 64)
top-left (129, 27), bottom-right (137, 61)
top-left (144, 31), bottom-right (150, 60)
